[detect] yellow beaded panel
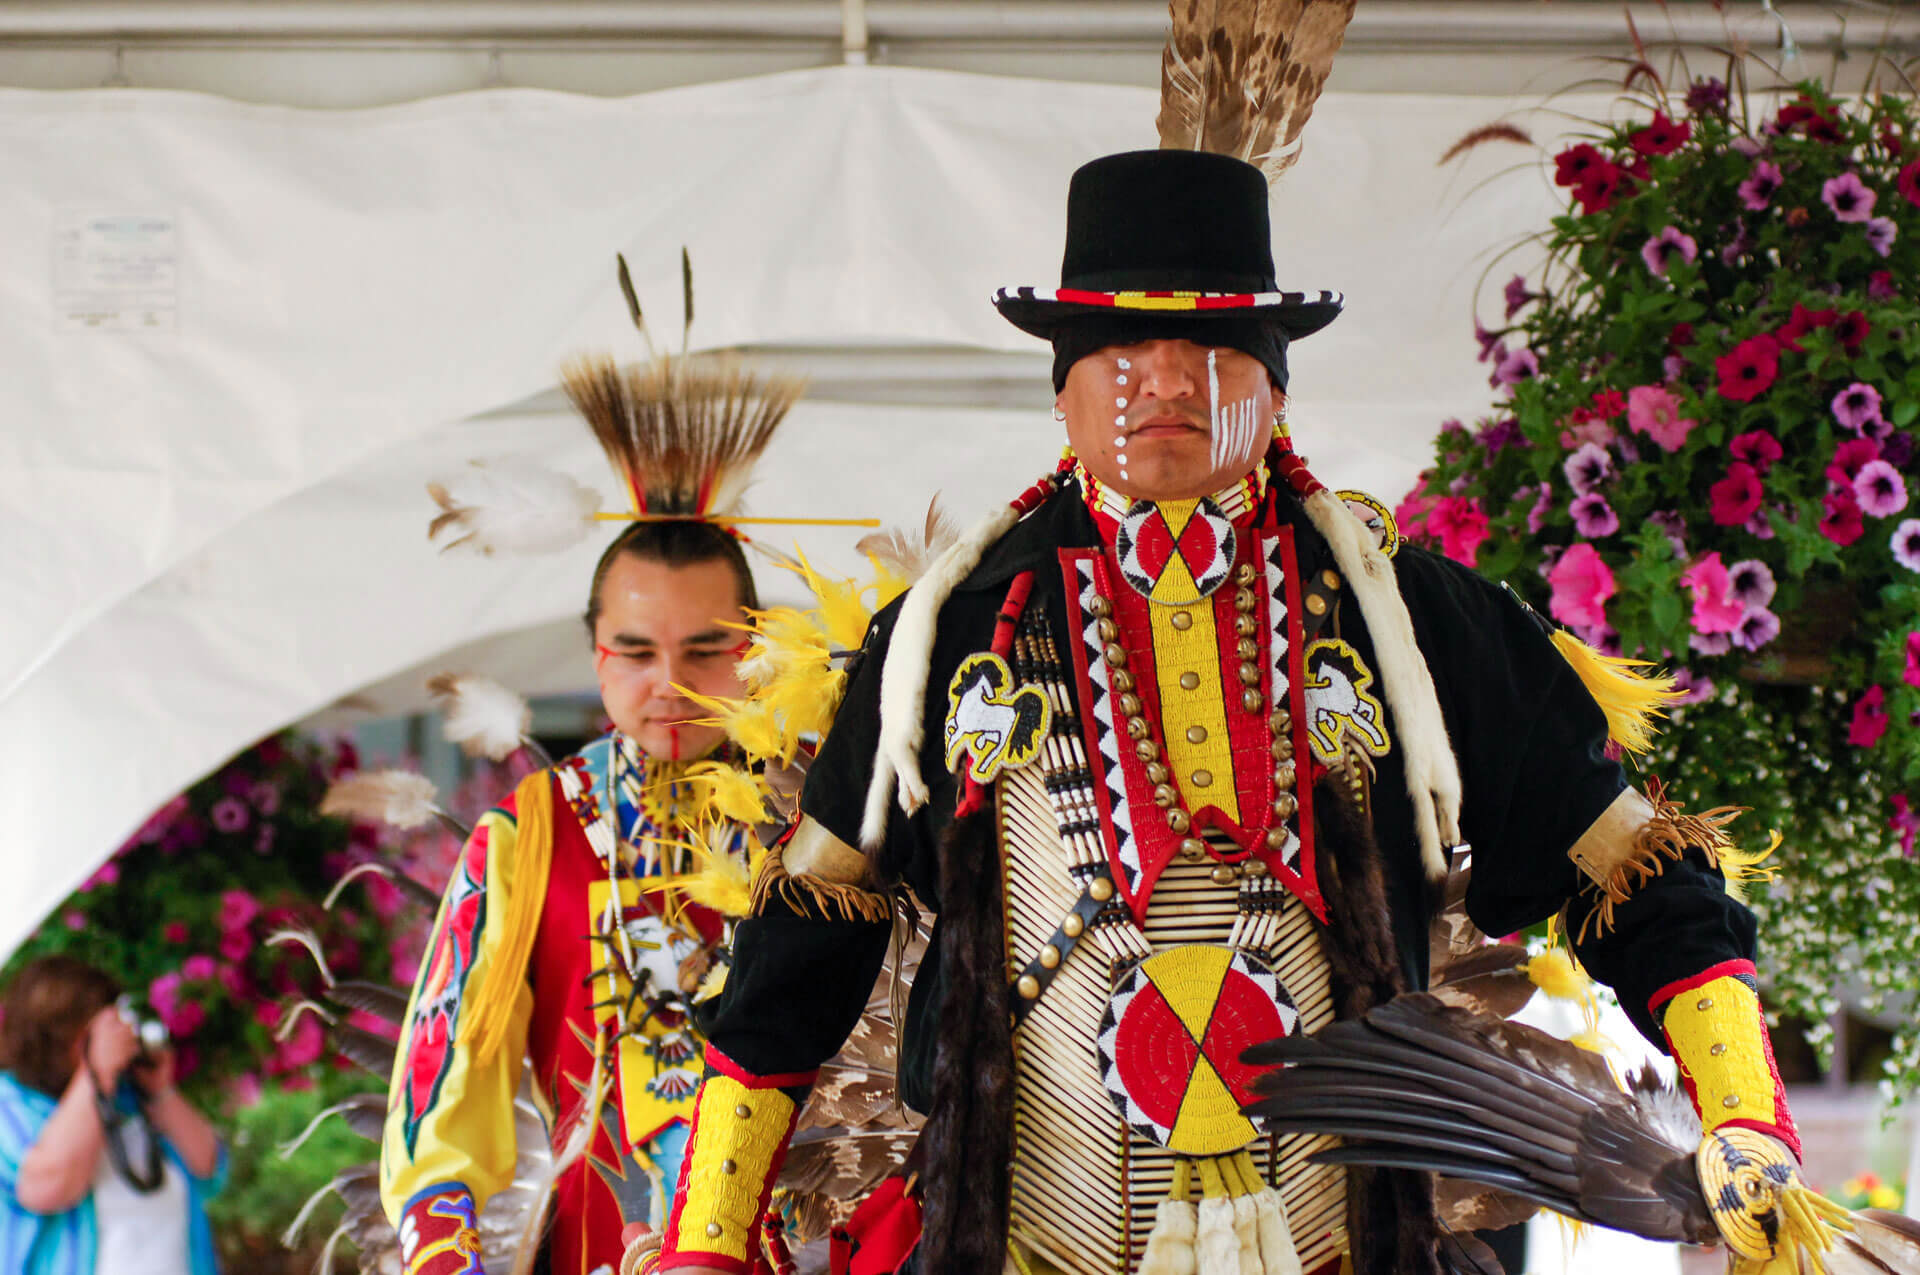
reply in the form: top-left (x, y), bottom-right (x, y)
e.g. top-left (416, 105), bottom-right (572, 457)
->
top-left (1146, 589), bottom-right (1239, 826)
top-left (586, 879), bottom-right (703, 1147)
top-left (1663, 975), bottom-right (1781, 1136)
top-left (999, 768), bottom-right (1343, 1275)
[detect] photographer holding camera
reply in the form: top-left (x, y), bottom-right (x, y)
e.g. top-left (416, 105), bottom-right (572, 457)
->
top-left (0, 956), bottom-right (224, 1274)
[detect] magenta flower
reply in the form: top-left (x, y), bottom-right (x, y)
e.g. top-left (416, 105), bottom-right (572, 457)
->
top-left (250, 781), bottom-right (283, 816)
top-left (1729, 430), bottom-right (1784, 473)
top-left (1854, 460), bottom-right (1909, 518)
top-left (1731, 607), bottom-right (1781, 652)
top-left (1821, 489), bottom-right (1866, 547)
top-left (1708, 462), bottom-right (1764, 526)
top-left (1822, 172), bottom-right (1877, 222)
top-left (1546, 543), bottom-right (1616, 629)
top-left (1738, 160), bottom-right (1784, 210)
top-left (1526, 483), bottom-right (1554, 534)
top-left (1893, 519), bottom-right (1920, 571)
top-left (1640, 226), bottom-right (1699, 276)
top-left (1906, 631), bottom-right (1920, 687)
top-left (1744, 507), bottom-right (1777, 540)
top-left (1428, 496), bottom-right (1491, 567)
top-left (1670, 668), bottom-right (1715, 706)
top-left (1726, 559), bottom-right (1776, 609)
top-left (1502, 275), bottom-right (1533, 319)
top-left (210, 796), bottom-right (249, 834)
top-left (1690, 630), bottom-right (1733, 656)
top-left (181, 954), bottom-right (217, 981)
top-left (1850, 685), bottom-right (1889, 748)
top-left (1892, 795), bottom-right (1920, 856)
top-left (1474, 322), bottom-right (1503, 362)
top-left (163, 921), bottom-right (189, 944)
top-left (1570, 493), bottom-right (1619, 538)
top-left (1828, 438), bottom-right (1883, 487)
top-left (1870, 270), bottom-right (1898, 300)
top-left (1681, 553), bottom-right (1745, 634)
top-left (1564, 442), bottom-right (1613, 495)
top-left (1625, 384), bottom-right (1696, 452)
top-left (1492, 345), bottom-right (1540, 387)
top-left (1866, 216), bottom-right (1898, 257)
top-left (1648, 509), bottom-right (1688, 556)
top-left (219, 889), bottom-right (260, 932)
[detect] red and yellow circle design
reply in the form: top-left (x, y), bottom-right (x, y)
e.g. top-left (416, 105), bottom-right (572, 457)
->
top-left (1097, 945), bottom-right (1298, 1156)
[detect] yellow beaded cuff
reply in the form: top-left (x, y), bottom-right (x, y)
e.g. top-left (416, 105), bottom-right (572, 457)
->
top-left (1653, 960), bottom-right (1798, 1158)
top-left (659, 1049), bottom-right (813, 1274)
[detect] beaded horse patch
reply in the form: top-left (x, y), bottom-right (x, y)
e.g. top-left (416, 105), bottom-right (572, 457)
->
top-left (944, 651), bottom-right (1051, 784)
top-left (1302, 638), bottom-right (1390, 768)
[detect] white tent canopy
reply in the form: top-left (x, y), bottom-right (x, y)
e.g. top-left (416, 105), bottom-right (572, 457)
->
top-left (0, 64), bottom-right (1597, 955)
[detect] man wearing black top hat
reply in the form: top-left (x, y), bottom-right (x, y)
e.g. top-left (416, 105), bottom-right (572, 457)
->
top-left (642, 145), bottom-right (1802, 1275)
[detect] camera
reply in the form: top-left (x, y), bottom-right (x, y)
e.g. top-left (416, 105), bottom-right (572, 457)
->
top-left (116, 994), bottom-right (169, 1058)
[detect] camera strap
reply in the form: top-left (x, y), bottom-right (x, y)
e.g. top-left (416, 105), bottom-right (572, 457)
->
top-left (86, 1061), bottom-right (165, 1195)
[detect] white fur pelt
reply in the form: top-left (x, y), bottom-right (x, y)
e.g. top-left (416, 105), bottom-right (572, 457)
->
top-left (1251, 1188), bottom-right (1301, 1275)
top-left (1196, 1196), bottom-right (1242, 1275)
top-left (1138, 1198), bottom-right (1200, 1275)
top-left (860, 501), bottom-right (1024, 848)
top-left (1300, 488), bottom-right (1461, 884)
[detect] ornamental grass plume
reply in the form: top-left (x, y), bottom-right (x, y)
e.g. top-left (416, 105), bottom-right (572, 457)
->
top-left (1402, 49), bottom-right (1920, 1102)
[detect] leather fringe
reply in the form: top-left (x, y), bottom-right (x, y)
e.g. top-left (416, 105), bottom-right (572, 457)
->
top-left (915, 805), bottom-right (1015, 1274)
top-left (1310, 776), bottom-right (1445, 1275)
top-left (1575, 778), bottom-right (1743, 943)
top-left (749, 843), bottom-right (894, 924)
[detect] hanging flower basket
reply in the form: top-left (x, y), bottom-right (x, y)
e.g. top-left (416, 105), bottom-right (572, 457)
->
top-left (1397, 60), bottom-right (1920, 1100)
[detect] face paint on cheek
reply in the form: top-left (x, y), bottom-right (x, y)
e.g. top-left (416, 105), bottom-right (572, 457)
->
top-left (1114, 362), bottom-right (1133, 482)
top-left (668, 724), bottom-right (681, 761)
top-left (1205, 350), bottom-right (1260, 472)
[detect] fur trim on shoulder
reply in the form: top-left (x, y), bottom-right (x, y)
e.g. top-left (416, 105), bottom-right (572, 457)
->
top-left (1301, 488), bottom-right (1460, 885)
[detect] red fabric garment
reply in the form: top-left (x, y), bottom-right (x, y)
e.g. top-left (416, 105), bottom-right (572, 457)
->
top-left (829, 1177), bottom-right (923, 1275)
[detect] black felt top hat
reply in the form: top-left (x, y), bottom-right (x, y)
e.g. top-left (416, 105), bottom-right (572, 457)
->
top-left (993, 150), bottom-right (1343, 341)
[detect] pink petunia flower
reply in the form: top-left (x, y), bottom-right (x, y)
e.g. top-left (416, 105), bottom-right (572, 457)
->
top-left (1727, 559), bottom-right (1776, 610)
top-left (1905, 631), bottom-right (1920, 687)
top-left (1527, 483), bottom-right (1555, 534)
top-left (1716, 334), bottom-right (1780, 402)
top-left (1640, 226), bottom-right (1699, 276)
top-left (1832, 382), bottom-right (1886, 434)
top-left (181, 954), bottom-right (217, 981)
top-left (1503, 275), bottom-right (1533, 319)
top-left (1731, 607), bottom-right (1781, 652)
top-left (1708, 462), bottom-right (1764, 526)
top-left (1681, 553), bottom-right (1745, 634)
top-left (1866, 216), bottom-right (1898, 257)
top-left (1892, 795), bottom-right (1920, 856)
top-left (1689, 630), bottom-right (1733, 656)
top-left (1570, 494), bottom-right (1619, 538)
top-left (1823, 172), bottom-right (1877, 222)
top-left (218, 889), bottom-right (260, 932)
top-left (1730, 430), bottom-right (1783, 473)
top-left (1492, 345), bottom-right (1540, 387)
top-left (1669, 667), bottom-right (1715, 705)
top-left (163, 921), bottom-right (189, 944)
top-left (1854, 460), bottom-right (1909, 518)
top-left (1427, 495), bottom-right (1491, 567)
top-left (1625, 384), bottom-right (1696, 452)
top-left (1546, 543), bottom-right (1616, 629)
top-left (1564, 442), bottom-right (1613, 495)
top-left (1850, 685), bottom-right (1889, 748)
top-left (210, 797), bottom-right (249, 834)
top-left (1828, 438), bottom-right (1882, 488)
top-left (1738, 160), bottom-right (1784, 210)
top-left (1892, 519), bottom-right (1920, 571)
top-left (1559, 417), bottom-right (1617, 450)
top-left (149, 972), bottom-right (183, 1022)
top-left (1870, 270), bottom-right (1899, 300)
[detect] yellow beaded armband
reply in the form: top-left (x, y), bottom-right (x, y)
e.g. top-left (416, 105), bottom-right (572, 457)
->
top-left (1653, 961), bottom-right (1799, 1157)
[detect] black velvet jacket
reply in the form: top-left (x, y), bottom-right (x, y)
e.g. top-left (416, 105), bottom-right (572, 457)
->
top-left (701, 476), bottom-right (1758, 1103)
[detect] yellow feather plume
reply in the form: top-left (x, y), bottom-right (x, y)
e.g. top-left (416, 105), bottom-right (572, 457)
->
top-left (782, 549), bottom-right (875, 652)
top-left (755, 661), bottom-right (848, 741)
top-left (685, 761), bottom-right (772, 826)
top-left (1550, 630), bottom-right (1683, 754)
top-left (639, 824), bottom-right (764, 919)
top-left (676, 686), bottom-right (798, 764)
top-left (736, 606), bottom-right (832, 691)
top-left (865, 552), bottom-right (912, 612)
top-left (1719, 828), bottom-right (1781, 905)
top-left (1523, 946), bottom-right (1594, 1005)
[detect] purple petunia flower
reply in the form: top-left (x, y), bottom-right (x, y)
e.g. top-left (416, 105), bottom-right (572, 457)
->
top-left (1719, 224), bottom-right (1753, 265)
top-left (1892, 518), bottom-right (1920, 572)
top-left (1833, 382), bottom-right (1886, 433)
top-left (1564, 442), bottom-right (1613, 495)
top-left (211, 797), bottom-right (250, 834)
top-left (1744, 507), bottom-right (1777, 540)
top-left (1476, 416), bottom-right (1523, 456)
top-left (1570, 493), bottom-right (1620, 538)
top-left (1686, 78), bottom-right (1728, 114)
top-left (1503, 275), bottom-right (1533, 319)
top-left (1866, 216), bottom-right (1898, 257)
top-left (1870, 270), bottom-right (1899, 301)
top-left (1670, 667), bottom-right (1716, 706)
top-left (1732, 607), bottom-right (1782, 652)
top-left (1727, 558), bottom-right (1776, 609)
top-left (1641, 226), bottom-right (1699, 276)
top-left (1492, 345), bottom-right (1540, 387)
top-left (1822, 172), bottom-right (1877, 223)
top-left (1862, 414), bottom-right (1896, 444)
top-left (1884, 433), bottom-right (1915, 469)
top-left (1527, 482), bottom-right (1555, 534)
top-left (1614, 435), bottom-right (1642, 466)
top-left (1855, 459), bottom-right (1909, 518)
top-left (1731, 136), bottom-right (1768, 158)
top-left (1689, 630), bottom-right (1734, 656)
top-left (1474, 323), bottom-right (1503, 363)
top-left (1738, 161), bottom-right (1783, 210)
top-left (1663, 353), bottom-right (1688, 382)
top-left (1648, 509), bottom-right (1689, 557)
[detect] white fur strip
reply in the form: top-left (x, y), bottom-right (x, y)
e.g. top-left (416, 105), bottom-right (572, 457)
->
top-left (859, 501), bottom-right (1024, 848)
top-left (1138, 1198), bottom-right (1200, 1275)
top-left (1196, 1197), bottom-right (1241, 1275)
top-left (1231, 1195), bottom-right (1261, 1275)
top-left (1252, 1188), bottom-right (1301, 1275)
top-left (1301, 488), bottom-right (1461, 883)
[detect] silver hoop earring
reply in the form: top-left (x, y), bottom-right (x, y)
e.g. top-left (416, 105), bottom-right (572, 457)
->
top-left (1052, 407), bottom-right (1067, 422)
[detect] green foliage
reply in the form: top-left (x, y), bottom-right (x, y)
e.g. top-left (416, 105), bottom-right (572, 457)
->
top-left (1400, 72), bottom-right (1920, 1101)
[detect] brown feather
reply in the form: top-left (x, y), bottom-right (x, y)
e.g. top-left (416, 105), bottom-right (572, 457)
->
top-left (560, 352), bottom-right (804, 518)
top-left (1438, 123), bottom-right (1536, 166)
top-left (1434, 1176), bottom-right (1539, 1234)
top-left (856, 498), bottom-right (963, 584)
top-left (1158, 0), bottom-right (1357, 184)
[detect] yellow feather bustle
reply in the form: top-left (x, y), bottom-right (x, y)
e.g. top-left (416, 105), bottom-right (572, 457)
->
top-left (684, 761), bottom-right (773, 826)
top-left (1550, 630), bottom-right (1683, 755)
top-left (639, 820), bottom-right (765, 919)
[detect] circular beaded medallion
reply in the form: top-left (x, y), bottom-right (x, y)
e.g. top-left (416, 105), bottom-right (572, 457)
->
top-left (1095, 943), bottom-right (1297, 1155)
top-left (1114, 498), bottom-right (1236, 604)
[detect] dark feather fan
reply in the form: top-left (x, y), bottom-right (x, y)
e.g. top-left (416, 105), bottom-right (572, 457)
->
top-left (1156, 0), bottom-right (1358, 184)
top-left (1244, 994), bottom-right (1920, 1274)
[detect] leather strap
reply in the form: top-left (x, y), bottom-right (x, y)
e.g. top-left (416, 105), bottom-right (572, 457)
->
top-left (1008, 880), bottom-right (1110, 1028)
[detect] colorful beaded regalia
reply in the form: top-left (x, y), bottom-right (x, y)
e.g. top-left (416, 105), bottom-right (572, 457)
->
top-left (375, 256), bottom-right (882, 1275)
top-left (646, 5), bottom-right (1827, 1273)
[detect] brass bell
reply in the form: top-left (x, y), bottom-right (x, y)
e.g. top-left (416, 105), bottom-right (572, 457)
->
top-left (1264, 828), bottom-right (1288, 850)
top-left (1235, 614), bottom-right (1259, 637)
top-left (1089, 596), bottom-right (1112, 618)
top-left (1166, 809), bottom-right (1191, 834)
top-left (1242, 688), bottom-right (1264, 712)
top-left (1271, 737), bottom-right (1294, 762)
top-left (1126, 717), bottom-right (1150, 741)
top-left (1236, 637), bottom-right (1259, 660)
top-left (1234, 588), bottom-right (1257, 612)
top-left (1179, 837), bottom-right (1208, 861)
top-left (1238, 663), bottom-right (1261, 687)
top-left (1146, 761), bottom-right (1170, 784)
top-left (1274, 761), bottom-right (1297, 789)
top-left (1110, 670), bottom-right (1135, 693)
top-left (1134, 739), bottom-right (1160, 762)
top-left (1117, 692), bottom-right (1143, 717)
top-left (1210, 864), bottom-right (1238, 886)
top-left (1103, 643), bottom-right (1128, 667)
top-left (1273, 792), bottom-right (1299, 820)
top-left (1096, 618), bottom-right (1119, 643)
top-left (1234, 563), bottom-right (1257, 585)
top-left (1153, 783), bottom-right (1178, 808)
